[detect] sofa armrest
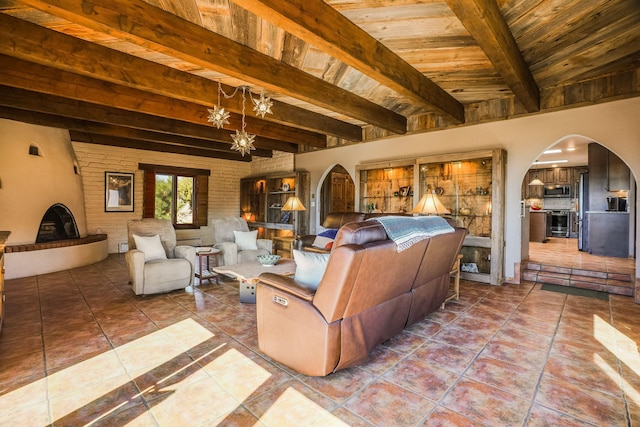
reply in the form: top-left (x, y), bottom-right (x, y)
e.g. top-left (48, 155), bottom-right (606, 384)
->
top-left (125, 249), bottom-right (146, 294)
top-left (297, 234), bottom-right (316, 249)
top-left (257, 238), bottom-right (273, 253)
top-left (175, 245), bottom-right (197, 285)
top-left (258, 273), bottom-right (316, 301)
top-left (215, 241), bottom-right (238, 265)
top-left (174, 245), bottom-right (196, 260)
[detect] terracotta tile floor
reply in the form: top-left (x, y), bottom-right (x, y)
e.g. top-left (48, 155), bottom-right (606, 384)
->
top-left (2, 254), bottom-right (640, 426)
top-left (528, 237), bottom-right (635, 276)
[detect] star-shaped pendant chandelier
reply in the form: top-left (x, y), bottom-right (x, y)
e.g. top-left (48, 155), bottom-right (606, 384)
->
top-left (252, 93), bottom-right (273, 118)
top-left (230, 129), bottom-right (256, 156)
top-left (207, 82), bottom-right (273, 157)
top-left (206, 105), bottom-right (230, 129)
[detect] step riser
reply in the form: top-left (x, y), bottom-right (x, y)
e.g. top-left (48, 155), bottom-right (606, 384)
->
top-left (524, 265), bottom-right (633, 296)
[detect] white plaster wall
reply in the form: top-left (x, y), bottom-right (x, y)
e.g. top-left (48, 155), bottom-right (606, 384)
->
top-left (5, 240), bottom-right (108, 280)
top-left (0, 120), bottom-right (87, 244)
top-left (296, 97), bottom-right (640, 283)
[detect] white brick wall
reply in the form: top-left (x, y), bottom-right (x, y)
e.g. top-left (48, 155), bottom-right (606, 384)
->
top-left (72, 142), bottom-right (252, 252)
top-left (250, 151), bottom-right (294, 174)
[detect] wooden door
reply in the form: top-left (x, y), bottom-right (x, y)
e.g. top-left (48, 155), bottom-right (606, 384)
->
top-left (330, 172), bottom-right (355, 212)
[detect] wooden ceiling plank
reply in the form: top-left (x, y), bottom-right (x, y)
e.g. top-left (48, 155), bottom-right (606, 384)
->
top-left (0, 84), bottom-right (298, 153)
top-left (19, 0), bottom-right (407, 134)
top-left (444, 0), bottom-right (540, 112)
top-left (0, 54), bottom-right (324, 148)
top-left (0, 13), bottom-right (355, 142)
top-left (235, 0), bottom-right (464, 123)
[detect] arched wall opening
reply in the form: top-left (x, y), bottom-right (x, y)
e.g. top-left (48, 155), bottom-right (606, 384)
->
top-left (316, 164), bottom-right (356, 226)
top-left (519, 134), bottom-right (636, 292)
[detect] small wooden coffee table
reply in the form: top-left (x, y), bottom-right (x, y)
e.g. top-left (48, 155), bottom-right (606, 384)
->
top-left (213, 259), bottom-right (296, 303)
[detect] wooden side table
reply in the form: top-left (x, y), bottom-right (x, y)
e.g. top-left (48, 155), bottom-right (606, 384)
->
top-left (272, 236), bottom-right (295, 258)
top-left (442, 253), bottom-right (463, 309)
top-left (195, 247), bottom-right (221, 285)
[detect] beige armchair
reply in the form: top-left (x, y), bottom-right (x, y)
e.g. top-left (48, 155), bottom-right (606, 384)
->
top-left (213, 217), bottom-right (272, 265)
top-left (125, 219), bottom-right (196, 295)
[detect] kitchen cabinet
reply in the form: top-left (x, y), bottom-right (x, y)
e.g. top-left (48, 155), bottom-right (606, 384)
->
top-left (543, 167), bottom-right (571, 185)
top-left (607, 151), bottom-right (630, 191)
top-left (588, 143), bottom-right (631, 211)
top-left (530, 211), bottom-right (551, 242)
top-left (524, 170), bottom-right (544, 199)
top-left (240, 170), bottom-right (310, 238)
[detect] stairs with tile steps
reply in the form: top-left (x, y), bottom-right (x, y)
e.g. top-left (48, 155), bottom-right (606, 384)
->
top-left (523, 261), bottom-right (633, 296)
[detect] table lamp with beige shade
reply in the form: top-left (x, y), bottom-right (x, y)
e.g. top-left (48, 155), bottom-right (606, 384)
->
top-left (412, 191), bottom-right (451, 215)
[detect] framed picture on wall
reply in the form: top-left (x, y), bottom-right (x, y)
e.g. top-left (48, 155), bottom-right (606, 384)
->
top-left (105, 172), bottom-right (134, 212)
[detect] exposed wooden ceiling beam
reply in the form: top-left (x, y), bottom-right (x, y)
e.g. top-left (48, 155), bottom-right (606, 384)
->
top-left (0, 13), bottom-right (356, 143)
top-left (444, 0), bottom-right (540, 112)
top-left (69, 131), bottom-right (253, 162)
top-left (0, 54), bottom-right (323, 148)
top-left (68, 123), bottom-right (273, 158)
top-left (19, 0), bottom-right (408, 134)
top-left (0, 85), bottom-right (299, 153)
top-left (0, 107), bottom-right (252, 161)
top-left (236, 0), bottom-right (465, 124)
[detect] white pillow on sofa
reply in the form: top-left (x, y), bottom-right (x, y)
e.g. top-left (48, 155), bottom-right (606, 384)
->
top-left (234, 230), bottom-right (258, 250)
top-left (133, 234), bottom-right (167, 262)
top-left (293, 249), bottom-right (330, 289)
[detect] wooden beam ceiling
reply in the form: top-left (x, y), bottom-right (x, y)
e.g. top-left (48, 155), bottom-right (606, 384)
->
top-left (0, 54), bottom-right (322, 149)
top-left (20, 0), bottom-right (408, 134)
top-left (69, 131), bottom-right (254, 162)
top-left (445, 0), bottom-right (540, 112)
top-left (236, 0), bottom-right (465, 124)
top-left (0, 13), bottom-right (357, 144)
top-left (0, 85), bottom-right (298, 153)
top-left (0, 107), bottom-right (253, 161)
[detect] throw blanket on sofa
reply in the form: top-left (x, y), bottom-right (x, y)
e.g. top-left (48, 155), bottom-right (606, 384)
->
top-left (373, 216), bottom-right (455, 252)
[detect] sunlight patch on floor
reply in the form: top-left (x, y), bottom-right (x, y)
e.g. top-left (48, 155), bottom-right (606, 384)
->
top-left (259, 387), bottom-right (349, 427)
top-left (594, 315), bottom-right (640, 405)
top-left (0, 318), bottom-right (215, 425)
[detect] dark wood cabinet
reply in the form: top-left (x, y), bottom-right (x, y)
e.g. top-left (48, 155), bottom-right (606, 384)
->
top-left (556, 167), bottom-right (571, 184)
top-left (241, 171), bottom-right (310, 238)
top-left (543, 168), bottom-right (556, 185)
top-left (524, 170), bottom-right (544, 199)
top-left (543, 167), bottom-right (571, 185)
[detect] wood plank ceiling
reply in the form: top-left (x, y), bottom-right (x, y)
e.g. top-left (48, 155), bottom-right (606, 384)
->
top-left (0, 0), bottom-right (638, 161)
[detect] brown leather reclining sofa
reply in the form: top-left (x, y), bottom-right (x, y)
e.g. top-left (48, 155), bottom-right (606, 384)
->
top-left (298, 211), bottom-right (410, 253)
top-left (256, 219), bottom-right (467, 376)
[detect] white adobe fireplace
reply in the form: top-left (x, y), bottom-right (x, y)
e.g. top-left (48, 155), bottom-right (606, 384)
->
top-left (0, 120), bottom-right (107, 279)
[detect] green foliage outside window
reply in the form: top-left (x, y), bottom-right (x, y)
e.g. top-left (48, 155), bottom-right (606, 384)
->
top-left (155, 174), bottom-right (194, 224)
top-left (155, 175), bottom-right (173, 220)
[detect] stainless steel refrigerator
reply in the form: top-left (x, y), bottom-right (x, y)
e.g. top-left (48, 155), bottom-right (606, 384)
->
top-left (578, 172), bottom-right (589, 251)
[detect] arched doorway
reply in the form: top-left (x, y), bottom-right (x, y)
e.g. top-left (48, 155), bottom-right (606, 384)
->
top-left (319, 165), bottom-right (355, 225)
top-left (521, 136), bottom-right (636, 295)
